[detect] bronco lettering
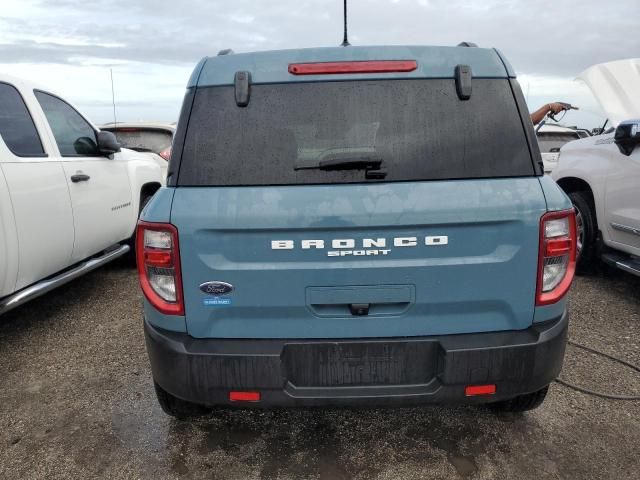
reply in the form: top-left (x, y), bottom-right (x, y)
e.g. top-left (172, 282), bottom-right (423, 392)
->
top-left (271, 237), bottom-right (448, 256)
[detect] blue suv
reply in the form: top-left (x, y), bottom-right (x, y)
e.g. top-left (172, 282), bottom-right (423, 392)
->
top-left (137, 45), bottom-right (576, 418)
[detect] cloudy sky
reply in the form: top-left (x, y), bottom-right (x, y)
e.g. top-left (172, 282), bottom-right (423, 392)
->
top-left (1, 0), bottom-right (638, 128)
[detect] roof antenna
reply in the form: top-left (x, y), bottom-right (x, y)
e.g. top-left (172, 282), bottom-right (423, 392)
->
top-left (341, 0), bottom-right (350, 46)
top-left (110, 68), bottom-right (117, 127)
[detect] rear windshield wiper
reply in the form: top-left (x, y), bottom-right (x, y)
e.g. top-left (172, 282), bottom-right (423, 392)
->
top-left (295, 157), bottom-right (383, 171)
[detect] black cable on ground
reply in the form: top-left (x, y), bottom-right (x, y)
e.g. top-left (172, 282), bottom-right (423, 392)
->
top-left (555, 340), bottom-right (640, 400)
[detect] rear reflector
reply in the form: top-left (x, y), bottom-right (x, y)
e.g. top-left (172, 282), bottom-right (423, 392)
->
top-left (229, 391), bottom-right (261, 402)
top-left (288, 60), bottom-right (417, 75)
top-left (143, 249), bottom-right (172, 267)
top-left (465, 384), bottom-right (496, 396)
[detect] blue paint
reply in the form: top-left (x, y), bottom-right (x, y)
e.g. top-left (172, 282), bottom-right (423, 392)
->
top-left (538, 175), bottom-right (572, 211)
top-left (534, 297), bottom-right (568, 324)
top-left (191, 45), bottom-right (511, 88)
top-left (144, 299), bottom-right (186, 333)
top-left (141, 187), bottom-right (174, 223)
top-left (163, 178), bottom-right (548, 339)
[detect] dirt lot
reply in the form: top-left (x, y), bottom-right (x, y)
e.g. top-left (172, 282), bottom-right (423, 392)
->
top-left (1, 260), bottom-right (639, 480)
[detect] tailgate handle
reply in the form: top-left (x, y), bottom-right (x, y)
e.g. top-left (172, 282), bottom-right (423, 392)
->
top-left (349, 303), bottom-right (370, 316)
top-left (306, 285), bottom-right (414, 318)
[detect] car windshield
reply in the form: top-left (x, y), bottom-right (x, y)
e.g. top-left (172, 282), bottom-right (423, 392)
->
top-left (178, 79), bottom-right (535, 186)
top-left (107, 128), bottom-right (172, 154)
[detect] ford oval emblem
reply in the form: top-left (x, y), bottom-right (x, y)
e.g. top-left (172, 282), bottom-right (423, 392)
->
top-left (199, 281), bottom-right (234, 296)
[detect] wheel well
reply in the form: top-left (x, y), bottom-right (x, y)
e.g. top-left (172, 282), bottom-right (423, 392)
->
top-left (555, 177), bottom-right (592, 196)
top-left (555, 177), bottom-right (597, 227)
top-left (139, 182), bottom-right (161, 211)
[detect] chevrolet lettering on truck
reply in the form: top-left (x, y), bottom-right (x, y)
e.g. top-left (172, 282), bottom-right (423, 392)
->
top-left (137, 44), bottom-right (576, 419)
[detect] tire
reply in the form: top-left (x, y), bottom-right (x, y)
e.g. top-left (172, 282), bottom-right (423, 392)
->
top-left (568, 191), bottom-right (598, 275)
top-left (154, 382), bottom-right (210, 420)
top-left (488, 385), bottom-right (549, 413)
top-left (127, 194), bottom-right (153, 267)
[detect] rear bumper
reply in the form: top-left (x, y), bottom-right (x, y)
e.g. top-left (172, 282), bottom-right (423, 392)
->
top-left (145, 311), bottom-right (568, 407)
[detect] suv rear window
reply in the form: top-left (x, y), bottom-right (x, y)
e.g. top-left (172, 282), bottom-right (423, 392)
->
top-left (177, 79), bottom-right (535, 186)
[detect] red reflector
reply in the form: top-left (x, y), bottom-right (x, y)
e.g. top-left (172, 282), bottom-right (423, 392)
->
top-left (144, 249), bottom-right (172, 266)
top-left (288, 60), bottom-right (417, 75)
top-left (545, 237), bottom-right (571, 256)
top-left (465, 384), bottom-right (496, 396)
top-left (115, 128), bottom-right (139, 132)
top-left (229, 391), bottom-right (261, 402)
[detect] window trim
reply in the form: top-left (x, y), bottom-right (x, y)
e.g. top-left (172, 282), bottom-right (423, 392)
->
top-left (0, 81), bottom-right (48, 158)
top-left (33, 89), bottom-right (104, 158)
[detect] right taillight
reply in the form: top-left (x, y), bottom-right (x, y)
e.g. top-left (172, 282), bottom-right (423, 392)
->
top-left (136, 221), bottom-right (184, 315)
top-left (536, 209), bottom-right (577, 306)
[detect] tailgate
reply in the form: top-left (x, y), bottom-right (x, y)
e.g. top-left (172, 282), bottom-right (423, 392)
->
top-left (171, 178), bottom-right (546, 339)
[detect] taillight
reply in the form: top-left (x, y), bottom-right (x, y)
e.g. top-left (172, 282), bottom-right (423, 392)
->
top-left (159, 147), bottom-right (171, 161)
top-left (136, 221), bottom-right (184, 315)
top-left (288, 60), bottom-right (417, 75)
top-left (536, 209), bottom-right (577, 306)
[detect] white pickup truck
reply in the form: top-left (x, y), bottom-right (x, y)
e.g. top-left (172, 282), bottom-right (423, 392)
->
top-left (553, 59), bottom-right (640, 276)
top-left (0, 74), bottom-right (164, 314)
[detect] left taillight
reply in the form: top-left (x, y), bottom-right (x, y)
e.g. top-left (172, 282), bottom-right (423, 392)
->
top-left (536, 209), bottom-right (577, 306)
top-left (136, 221), bottom-right (184, 315)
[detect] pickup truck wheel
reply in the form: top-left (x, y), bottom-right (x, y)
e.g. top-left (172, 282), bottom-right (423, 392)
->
top-left (488, 385), bottom-right (549, 413)
top-left (568, 191), bottom-right (597, 274)
top-left (154, 382), bottom-right (210, 420)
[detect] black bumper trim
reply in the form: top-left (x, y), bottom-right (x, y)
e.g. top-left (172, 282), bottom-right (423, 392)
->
top-left (144, 312), bottom-right (568, 407)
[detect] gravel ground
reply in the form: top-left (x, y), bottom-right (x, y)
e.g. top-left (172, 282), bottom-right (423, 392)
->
top-left (1, 259), bottom-right (639, 480)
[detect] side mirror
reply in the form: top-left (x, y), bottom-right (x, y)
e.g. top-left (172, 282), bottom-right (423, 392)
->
top-left (97, 131), bottom-right (121, 155)
top-left (614, 120), bottom-right (640, 156)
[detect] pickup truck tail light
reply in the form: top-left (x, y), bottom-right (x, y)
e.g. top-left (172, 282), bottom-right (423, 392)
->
top-left (536, 209), bottom-right (577, 306)
top-left (136, 221), bottom-right (184, 315)
top-left (159, 147), bottom-right (171, 161)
